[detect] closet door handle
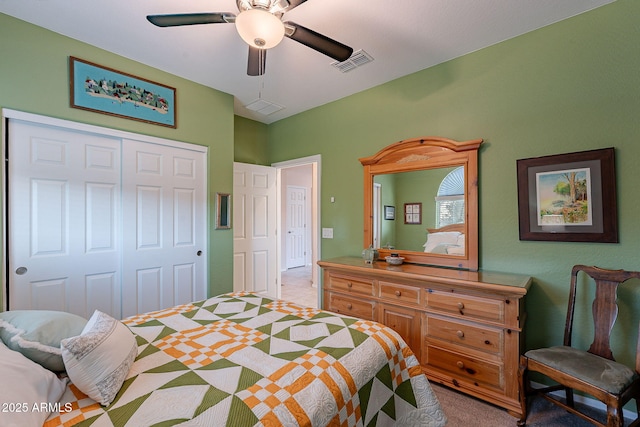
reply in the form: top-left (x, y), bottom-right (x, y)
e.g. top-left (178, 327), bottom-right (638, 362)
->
top-left (15, 266), bottom-right (27, 275)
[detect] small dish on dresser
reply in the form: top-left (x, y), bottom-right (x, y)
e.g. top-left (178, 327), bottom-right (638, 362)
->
top-left (385, 255), bottom-right (404, 265)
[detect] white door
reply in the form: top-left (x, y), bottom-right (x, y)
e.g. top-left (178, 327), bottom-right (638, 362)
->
top-left (121, 139), bottom-right (207, 318)
top-left (233, 162), bottom-right (278, 298)
top-left (6, 116), bottom-right (207, 319)
top-left (8, 120), bottom-right (122, 318)
top-left (373, 182), bottom-right (382, 249)
top-left (285, 185), bottom-right (306, 269)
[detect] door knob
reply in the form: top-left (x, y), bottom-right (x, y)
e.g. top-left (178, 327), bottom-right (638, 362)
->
top-left (15, 267), bottom-right (28, 275)
top-left (196, 251), bottom-right (202, 256)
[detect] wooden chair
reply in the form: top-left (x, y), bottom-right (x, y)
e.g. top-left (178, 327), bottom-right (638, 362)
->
top-left (518, 265), bottom-right (640, 427)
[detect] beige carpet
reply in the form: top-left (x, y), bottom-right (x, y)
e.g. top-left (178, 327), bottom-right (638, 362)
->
top-left (281, 266), bottom-right (318, 308)
top-left (430, 382), bottom-right (625, 426)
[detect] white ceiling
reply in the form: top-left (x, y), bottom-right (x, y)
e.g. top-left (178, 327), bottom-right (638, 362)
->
top-left (1, 0), bottom-right (614, 124)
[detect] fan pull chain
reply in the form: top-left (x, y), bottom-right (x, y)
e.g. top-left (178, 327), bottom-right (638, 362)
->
top-left (258, 53), bottom-right (266, 99)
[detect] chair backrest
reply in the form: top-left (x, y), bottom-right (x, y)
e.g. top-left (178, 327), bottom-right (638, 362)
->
top-left (564, 265), bottom-right (640, 362)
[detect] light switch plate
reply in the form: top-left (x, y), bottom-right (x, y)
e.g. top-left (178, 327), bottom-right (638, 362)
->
top-left (322, 228), bottom-right (334, 238)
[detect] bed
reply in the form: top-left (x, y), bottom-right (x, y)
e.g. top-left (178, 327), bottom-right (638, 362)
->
top-left (2, 292), bottom-right (446, 426)
top-left (423, 223), bottom-right (465, 255)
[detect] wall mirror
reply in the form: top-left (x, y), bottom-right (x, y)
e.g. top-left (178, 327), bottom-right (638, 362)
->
top-left (360, 136), bottom-right (483, 271)
top-left (215, 193), bottom-right (232, 229)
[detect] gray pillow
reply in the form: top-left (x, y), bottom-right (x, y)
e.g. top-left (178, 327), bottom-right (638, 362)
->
top-left (0, 310), bottom-right (88, 371)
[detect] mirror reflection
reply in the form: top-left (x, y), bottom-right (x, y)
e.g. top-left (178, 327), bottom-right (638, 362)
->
top-left (361, 136), bottom-right (482, 270)
top-left (373, 166), bottom-right (465, 255)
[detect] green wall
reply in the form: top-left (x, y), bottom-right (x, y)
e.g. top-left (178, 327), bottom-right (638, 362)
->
top-left (266, 0), bottom-right (640, 366)
top-left (0, 13), bottom-right (236, 303)
top-left (234, 115), bottom-right (269, 165)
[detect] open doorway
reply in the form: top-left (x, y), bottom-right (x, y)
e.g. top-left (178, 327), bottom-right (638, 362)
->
top-left (273, 155), bottom-right (321, 308)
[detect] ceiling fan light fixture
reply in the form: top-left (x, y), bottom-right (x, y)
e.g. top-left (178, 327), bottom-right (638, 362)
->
top-left (236, 8), bottom-right (285, 49)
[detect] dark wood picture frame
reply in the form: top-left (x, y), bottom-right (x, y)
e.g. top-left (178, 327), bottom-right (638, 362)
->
top-left (404, 202), bottom-right (422, 225)
top-left (517, 147), bottom-right (617, 243)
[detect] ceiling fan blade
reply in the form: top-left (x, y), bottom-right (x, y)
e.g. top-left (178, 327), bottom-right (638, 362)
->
top-left (146, 13), bottom-right (235, 27)
top-left (284, 0), bottom-right (309, 11)
top-left (247, 47), bottom-right (267, 76)
top-left (284, 22), bottom-right (353, 62)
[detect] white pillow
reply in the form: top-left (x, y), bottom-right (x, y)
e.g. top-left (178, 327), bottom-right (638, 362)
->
top-left (0, 340), bottom-right (68, 426)
top-left (61, 310), bottom-right (137, 406)
top-left (430, 244), bottom-right (452, 254)
top-left (423, 231), bottom-right (461, 252)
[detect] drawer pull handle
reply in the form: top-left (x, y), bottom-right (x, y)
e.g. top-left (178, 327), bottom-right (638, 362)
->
top-left (395, 291), bottom-right (402, 297)
top-left (457, 302), bottom-right (465, 309)
top-left (346, 303), bottom-right (353, 309)
top-left (456, 330), bottom-right (465, 338)
top-left (456, 361), bottom-right (465, 369)
top-left (347, 282), bottom-right (353, 288)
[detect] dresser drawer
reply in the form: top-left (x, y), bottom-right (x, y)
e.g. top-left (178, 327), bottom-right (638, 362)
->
top-left (424, 289), bottom-right (504, 323)
top-left (379, 281), bottom-right (421, 305)
top-left (425, 345), bottom-right (503, 390)
top-left (425, 316), bottom-right (503, 356)
top-left (326, 293), bottom-right (376, 320)
top-left (327, 273), bottom-right (375, 296)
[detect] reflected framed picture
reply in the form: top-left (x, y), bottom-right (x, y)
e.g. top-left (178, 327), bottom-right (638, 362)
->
top-left (517, 147), bottom-right (617, 242)
top-left (70, 56), bottom-right (177, 128)
top-left (384, 205), bottom-right (395, 220)
top-left (404, 202), bottom-right (422, 224)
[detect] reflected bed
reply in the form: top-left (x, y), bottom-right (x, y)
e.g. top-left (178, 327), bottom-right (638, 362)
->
top-left (423, 223), bottom-right (465, 255)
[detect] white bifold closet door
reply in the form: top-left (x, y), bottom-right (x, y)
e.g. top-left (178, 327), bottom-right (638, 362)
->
top-left (7, 118), bottom-right (206, 319)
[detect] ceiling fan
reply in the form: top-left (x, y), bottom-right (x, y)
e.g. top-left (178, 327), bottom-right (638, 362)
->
top-left (147, 0), bottom-right (354, 76)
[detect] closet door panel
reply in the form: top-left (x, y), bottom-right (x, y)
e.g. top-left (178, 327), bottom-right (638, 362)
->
top-left (8, 120), bottom-right (122, 318)
top-left (121, 139), bottom-right (206, 318)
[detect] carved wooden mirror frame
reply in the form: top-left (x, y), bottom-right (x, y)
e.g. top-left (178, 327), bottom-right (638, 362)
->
top-left (360, 136), bottom-right (483, 271)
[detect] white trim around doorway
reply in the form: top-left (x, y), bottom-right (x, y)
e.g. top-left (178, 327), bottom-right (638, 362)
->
top-left (272, 155), bottom-right (321, 305)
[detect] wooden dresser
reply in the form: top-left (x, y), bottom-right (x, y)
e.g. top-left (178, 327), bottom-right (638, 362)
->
top-left (319, 256), bottom-right (531, 417)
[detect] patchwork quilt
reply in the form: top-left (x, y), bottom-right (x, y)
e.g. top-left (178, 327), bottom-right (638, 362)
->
top-left (45, 292), bottom-right (446, 426)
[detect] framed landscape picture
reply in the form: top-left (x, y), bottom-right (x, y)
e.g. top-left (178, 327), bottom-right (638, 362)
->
top-left (70, 56), bottom-right (176, 128)
top-left (517, 147), bottom-right (617, 242)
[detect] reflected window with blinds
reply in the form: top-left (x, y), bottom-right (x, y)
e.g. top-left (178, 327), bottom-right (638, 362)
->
top-left (436, 166), bottom-right (465, 228)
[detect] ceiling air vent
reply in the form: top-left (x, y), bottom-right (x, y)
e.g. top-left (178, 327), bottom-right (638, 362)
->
top-left (244, 98), bottom-right (284, 115)
top-left (331, 49), bottom-right (374, 73)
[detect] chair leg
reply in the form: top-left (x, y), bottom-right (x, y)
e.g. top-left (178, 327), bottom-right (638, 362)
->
top-left (565, 386), bottom-right (574, 407)
top-left (517, 355), bottom-right (529, 426)
top-left (606, 404), bottom-right (624, 427)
